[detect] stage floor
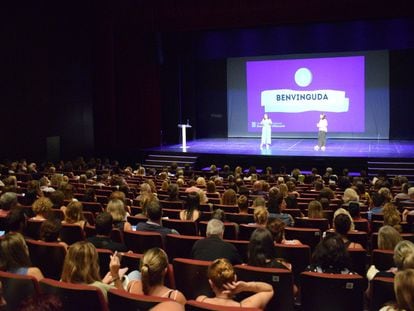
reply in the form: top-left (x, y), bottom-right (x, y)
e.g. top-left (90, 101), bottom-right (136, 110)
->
top-left (152, 138), bottom-right (414, 159)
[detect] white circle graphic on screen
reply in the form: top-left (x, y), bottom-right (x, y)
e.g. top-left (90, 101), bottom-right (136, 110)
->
top-left (295, 68), bottom-right (312, 87)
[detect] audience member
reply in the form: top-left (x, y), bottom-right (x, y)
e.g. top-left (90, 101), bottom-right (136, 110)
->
top-left (267, 188), bottom-right (294, 226)
top-left (39, 219), bottom-right (68, 248)
top-left (307, 200), bottom-right (324, 218)
top-left (62, 201), bottom-right (87, 229)
top-left (196, 258), bottom-right (273, 309)
top-left (180, 192), bottom-right (201, 221)
top-left (106, 199), bottom-right (132, 231)
top-left (267, 218), bottom-right (302, 245)
top-left (87, 212), bottom-right (128, 252)
top-left (191, 219), bottom-right (242, 264)
top-left (0, 232), bottom-right (44, 280)
top-left (31, 197), bottom-right (53, 221)
top-left (127, 247), bottom-right (186, 304)
top-left (377, 225), bottom-right (402, 251)
top-left (333, 213), bottom-right (363, 249)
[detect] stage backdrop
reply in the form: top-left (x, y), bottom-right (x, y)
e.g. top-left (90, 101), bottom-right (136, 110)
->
top-left (227, 50), bottom-right (389, 139)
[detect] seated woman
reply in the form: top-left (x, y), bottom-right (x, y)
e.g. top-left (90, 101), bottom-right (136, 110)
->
top-left (307, 200), bottom-right (324, 218)
top-left (180, 192), bottom-right (201, 222)
top-left (196, 258), bottom-right (273, 309)
top-left (39, 219), bottom-right (68, 249)
top-left (367, 240), bottom-right (414, 280)
top-left (166, 184), bottom-right (182, 202)
top-left (333, 213), bottom-right (364, 249)
top-left (237, 195), bottom-right (249, 214)
top-left (378, 225), bottom-right (402, 250)
top-left (106, 199), bottom-right (132, 231)
top-left (248, 228), bottom-right (291, 270)
top-left (62, 201), bottom-right (87, 229)
top-left (307, 233), bottom-right (354, 274)
top-left (0, 232), bottom-right (44, 280)
top-left (60, 241), bottom-right (123, 300)
top-left (379, 269), bottom-right (414, 311)
top-left (221, 189), bottom-right (238, 206)
top-left (109, 190), bottom-right (132, 215)
top-left (248, 206), bottom-right (269, 227)
top-left (206, 181), bottom-right (221, 199)
top-left (383, 203), bottom-right (402, 233)
top-left (267, 218), bottom-right (302, 246)
top-left (30, 197), bottom-right (53, 221)
top-left (128, 247), bottom-right (186, 304)
top-left (267, 188), bottom-right (294, 226)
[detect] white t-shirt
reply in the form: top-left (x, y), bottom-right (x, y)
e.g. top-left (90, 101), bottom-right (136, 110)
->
top-left (317, 119), bottom-right (328, 132)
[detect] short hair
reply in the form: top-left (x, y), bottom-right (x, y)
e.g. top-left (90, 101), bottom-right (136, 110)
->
top-left (95, 212), bottom-right (113, 235)
top-left (49, 190), bottom-right (65, 209)
top-left (0, 192), bottom-right (18, 211)
top-left (253, 207), bottom-right (269, 225)
top-left (206, 219), bottom-right (224, 237)
top-left (311, 233), bottom-right (351, 272)
top-left (334, 213), bottom-right (352, 236)
top-left (40, 219), bottom-right (62, 242)
top-left (106, 199), bottom-right (126, 222)
top-left (211, 208), bottom-right (226, 222)
top-left (109, 191), bottom-right (126, 203)
top-left (333, 208), bottom-right (355, 230)
top-left (252, 196), bottom-right (266, 207)
top-left (342, 188), bottom-right (359, 203)
top-left (383, 203), bottom-right (402, 232)
top-left (378, 225), bottom-right (402, 250)
top-left (207, 258), bottom-right (235, 290)
top-left (146, 200), bottom-right (162, 221)
top-left (61, 241), bottom-right (100, 283)
top-left (32, 197), bottom-right (53, 216)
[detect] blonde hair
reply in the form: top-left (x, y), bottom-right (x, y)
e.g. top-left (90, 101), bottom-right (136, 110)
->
top-left (221, 189), bottom-right (237, 205)
top-left (333, 208), bottom-right (355, 230)
top-left (342, 188), bottom-right (359, 203)
top-left (106, 199), bottom-right (126, 222)
top-left (110, 191), bottom-right (126, 203)
top-left (32, 197), bottom-right (53, 216)
top-left (64, 201), bottom-right (85, 223)
top-left (161, 180), bottom-right (170, 192)
top-left (383, 203), bottom-right (402, 232)
top-left (254, 207), bottom-right (269, 225)
top-left (394, 240), bottom-right (414, 270)
top-left (308, 200), bottom-right (323, 218)
top-left (207, 258), bottom-right (235, 290)
top-left (395, 269), bottom-right (414, 311)
top-left (196, 177), bottom-right (206, 187)
top-left (378, 226), bottom-right (402, 250)
top-left (140, 248), bottom-right (169, 295)
top-left (61, 241), bottom-right (100, 284)
top-left (278, 183), bottom-right (288, 198)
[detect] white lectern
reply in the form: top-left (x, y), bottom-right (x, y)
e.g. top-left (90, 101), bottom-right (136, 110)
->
top-left (178, 124), bottom-right (192, 149)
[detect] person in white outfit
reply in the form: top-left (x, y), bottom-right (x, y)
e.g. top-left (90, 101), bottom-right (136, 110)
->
top-left (260, 114), bottom-right (272, 149)
top-left (315, 114), bottom-right (328, 151)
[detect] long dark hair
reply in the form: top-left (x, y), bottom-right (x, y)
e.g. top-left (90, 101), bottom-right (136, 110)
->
top-left (267, 189), bottom-right (284, 214)
top-left (311, 233), bottom-right (351, 272)
top-left (248, 228), bottom-right (276, 267)
top-left (0, 232), bottom-right (32, 271)
top-left (184, 192), bottom-right (200, 220)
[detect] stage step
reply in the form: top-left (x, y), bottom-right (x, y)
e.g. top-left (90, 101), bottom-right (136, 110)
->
top-left (143, 153), bottom-right (198, 171)
top-left (367, 160), bottom-right (414, 183)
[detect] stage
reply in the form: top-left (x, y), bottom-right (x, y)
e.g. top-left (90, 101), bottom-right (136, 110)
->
top-left (144, 138), bottom-right (414, 179)
top-left (151, 138), bottom-right (414, 159)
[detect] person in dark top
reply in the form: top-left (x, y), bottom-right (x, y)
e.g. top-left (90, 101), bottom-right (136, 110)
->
top-left (248, 228), bottom-right (290, 270)
top-left (191, 219), bottom-right (242, 265)
top-left (87, 212), bottom-right (128, 252)
top-left (136, 200), bottom-right (178, 240)
top-left (307, 233), bottom-right (353, 274)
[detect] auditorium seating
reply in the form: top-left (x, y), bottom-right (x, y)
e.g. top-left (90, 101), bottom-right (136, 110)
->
top-left (294, 217), bottom-right (330, 232)
top-left (123, 230), bottom-right (164, 253)
top-left (300, 271), bottom-right (367, 311)
top-left (370, 277), bottom-right (395, 311)
top-left (59, 223), bottom-right (85, 245)
top-left (198, 221), bottom-right (237, 240)
top-left (39, 278), bottom-right (109, 311)
top-left (234, 264), bottom-right (294, 311)
top-left (371, 249), bottom-right (395, 271)
top-left (284, 227), bottom-right (321, 250)
top-left (0, 271), bottom-right (40, 311)
top-left (162, 218), bottom-right (198, 236)
top-left (26, 240), bottom-right (67, 280)
top-left (107, 289), bottom-right (171, 311)
top-left (275, 243), bottom-right (311, 283)
top-left (165, 234), bottom-right (203, 261)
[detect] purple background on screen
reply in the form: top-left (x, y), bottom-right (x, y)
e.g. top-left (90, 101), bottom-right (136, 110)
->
top-left (246, 56), bottom-right (365, 132)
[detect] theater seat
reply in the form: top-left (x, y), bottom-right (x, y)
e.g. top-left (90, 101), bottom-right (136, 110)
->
top-left (107, 288), bottom-right (171, 311)
top-left (123, 230), bottom-right (163, 253)
top-left (172, 258), bottom-right (213, 300)
top-left (166, 234), bottom-right (203, 261)
top-left (0, 271), bottom-right (40, 311)
top-left (295, 217), bottom-right (330, 232)
top-left (284, 227), bottom-right (321, 250)
top-left (370, 277), bottom-right (395, 311)
top-left (234, 264), bottom-right (294, 311)
top-left (39, 278), bottom-right (109, 311)
top-left (275, 243), bottom-right (311, 284)
top-left (185, 300), bottom-right (261, 311)
top-left (371, 249), bottom-right (394, 271)
top-left (162, 218), bottom-right (198, 236)
top-left (300, 271), bottom-right (367, 311)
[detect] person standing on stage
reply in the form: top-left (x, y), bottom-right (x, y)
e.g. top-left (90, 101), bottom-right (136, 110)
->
top-left (315, 113), bottom-right (328, 151)
top-left (260, 113), bottom-right (272, 149)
